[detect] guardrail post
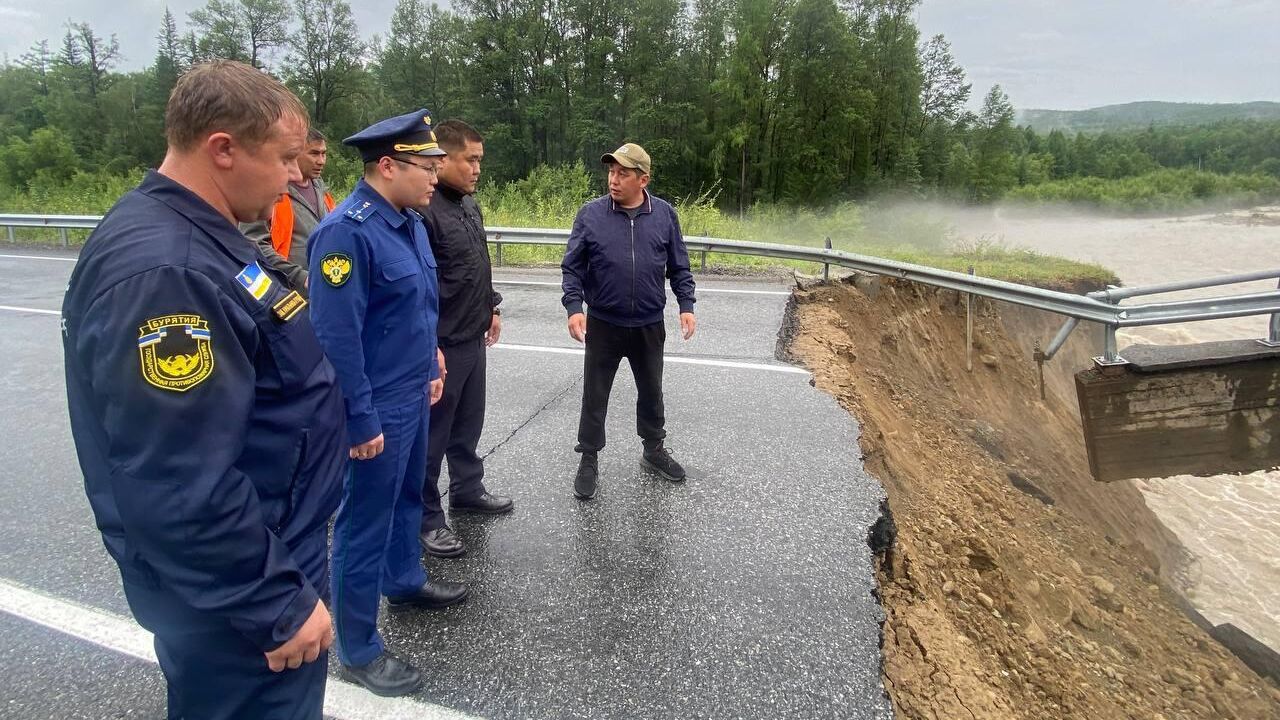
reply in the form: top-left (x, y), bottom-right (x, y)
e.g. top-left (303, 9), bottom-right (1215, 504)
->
top-left (966, 266), bottom-right (974, 372)
top-left (59, 228), bottom-right (68, 247)
top-left (495, 242), bottom-right (503, 267)
top-left (1265, 278), bottom-right (1280, 347)
top-left (1098, 324), bottom-right (1123, 365)
top-left (823, 237), bottom-right (831, 281)
top-left (5, 226), bottom-right (13, 243)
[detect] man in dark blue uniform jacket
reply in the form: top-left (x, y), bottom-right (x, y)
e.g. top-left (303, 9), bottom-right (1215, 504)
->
top-left (62, 61), bottom-right (343, 720)
top-left (308, 109), bottom-right (469, 698)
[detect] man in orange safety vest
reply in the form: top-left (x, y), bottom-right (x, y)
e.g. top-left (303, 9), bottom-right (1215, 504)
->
top-left (242, 126), bottom-right (335, 294)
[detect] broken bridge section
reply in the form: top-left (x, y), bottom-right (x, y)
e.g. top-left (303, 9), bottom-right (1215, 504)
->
top-left (1076, 340), bottom-right (1280, 482)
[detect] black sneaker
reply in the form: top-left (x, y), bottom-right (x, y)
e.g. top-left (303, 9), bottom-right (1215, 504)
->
top-left (574, 453), bottom-right (598, 500)
top-left (641, 445), bottom-right (686, 482)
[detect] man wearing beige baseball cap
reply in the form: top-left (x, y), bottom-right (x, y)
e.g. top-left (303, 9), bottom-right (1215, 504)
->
top-left (561, 142), bottom-right (698, 500)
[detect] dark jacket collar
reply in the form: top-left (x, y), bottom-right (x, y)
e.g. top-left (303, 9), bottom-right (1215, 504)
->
top-left (436, 183), bottom-right (468, 205)
top-left (138, 170), bottom-right (258, 266)
top-left (609, 189), bottom-right (654, 215)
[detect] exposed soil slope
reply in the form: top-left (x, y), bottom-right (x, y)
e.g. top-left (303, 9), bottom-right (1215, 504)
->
top-left (784, 277), bottom-right (1280, 720)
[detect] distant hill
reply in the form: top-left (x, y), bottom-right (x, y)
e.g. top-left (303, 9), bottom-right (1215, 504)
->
top-left (1018, 101), bottom-right (1280, 133)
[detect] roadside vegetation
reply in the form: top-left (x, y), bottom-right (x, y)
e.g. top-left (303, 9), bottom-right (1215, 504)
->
top-left (1005, 168), bottom-right (1280, 214)
top-left (5, 0), bottom-right (1280, 214)
top-left (0, 0), bottom-right (1268, 287)
top-left (466, 164), bottom-right (1117, 288)
top-left (2, 162), bottom-right (1118, 289)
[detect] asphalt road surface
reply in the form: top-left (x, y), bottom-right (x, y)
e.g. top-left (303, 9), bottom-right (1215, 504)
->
top-left (0, 249), bottom-right (892, 720)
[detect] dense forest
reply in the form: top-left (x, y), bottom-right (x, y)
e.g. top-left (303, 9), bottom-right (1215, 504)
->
top-left (1, 0), bottom-right (1278, 213)
top-left (1019, 101), bottom-right (1280, 134)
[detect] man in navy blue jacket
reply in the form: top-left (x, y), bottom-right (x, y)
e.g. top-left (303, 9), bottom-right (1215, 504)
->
top-left (62, 61), bottom-right (342, 719)
top-left (561, 142), bottom-right (697, 500)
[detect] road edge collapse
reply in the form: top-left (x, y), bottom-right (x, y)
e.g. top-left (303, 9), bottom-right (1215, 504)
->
top-left (778, 274), bottom-right (1280, 720)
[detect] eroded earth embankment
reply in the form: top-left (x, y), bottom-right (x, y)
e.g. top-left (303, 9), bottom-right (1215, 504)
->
top-left (782, 276), bottom-right (1280, 720)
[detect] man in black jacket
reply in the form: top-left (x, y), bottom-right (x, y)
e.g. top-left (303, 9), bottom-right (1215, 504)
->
top-left (561, 142), bottom-right (697, 500)
top-left (417, 120), bottom-right (513, 558)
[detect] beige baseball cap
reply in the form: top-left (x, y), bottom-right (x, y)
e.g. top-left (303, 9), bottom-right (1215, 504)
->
top-left (601, 142), bottom-right (651, 176)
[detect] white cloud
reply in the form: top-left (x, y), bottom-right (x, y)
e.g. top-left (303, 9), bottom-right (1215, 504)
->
top-left (0, 6), bottom-right (39, 19)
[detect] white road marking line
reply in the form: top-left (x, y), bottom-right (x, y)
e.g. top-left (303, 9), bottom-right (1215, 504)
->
top-left (494, 280), bottom-right (790, 296)
top-left (493, 342), bottom-right (809, 375)
top-left (0, 579), bottom-right (484, 720)
top-left (0, 253), bottom-right (77, 262)
top-left (0, 580), bottom-right (156, 664)
top-left (0, 257), bottom-right (792, 295)
top-left (0, 305), bottom-right (60, 316)
top-left (0, 306), bottom-right (809, 375)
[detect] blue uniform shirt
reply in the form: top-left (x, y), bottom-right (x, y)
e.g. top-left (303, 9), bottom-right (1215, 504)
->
top-left (307, 179), bottom-right (440, 446)
top-left (61, 171), bottom-right (348, 652)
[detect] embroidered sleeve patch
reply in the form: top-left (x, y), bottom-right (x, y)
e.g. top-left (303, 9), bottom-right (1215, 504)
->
top-left (320, 253), bottom-right (353, 287)
top-left (138, 315), bottom-right (214, 392)
top-left (235, 262), bottom-right (273, 300)
top-left (272, 290), bottom-right (307, 322)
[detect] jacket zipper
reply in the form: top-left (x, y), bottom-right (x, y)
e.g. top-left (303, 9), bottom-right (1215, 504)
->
top-left (629, 218), bottom-right (637, 319)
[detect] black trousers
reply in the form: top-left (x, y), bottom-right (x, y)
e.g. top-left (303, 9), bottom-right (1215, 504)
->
top-left (422, 336), bottom-right (489, 531)
top-left (575, 315), bottom-right (666, 454)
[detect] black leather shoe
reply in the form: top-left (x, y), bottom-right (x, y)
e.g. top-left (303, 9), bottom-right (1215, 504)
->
top-left (574, 453), bottom-right (598, 500)
top-left (386, 580), bottom-right (469, 611)
top-left (450, 491), bottom-right (514, 515)
top-left (420, 527), bottom-right (465, 558)
top-left (641, 445), bottom-right (687, 482)
top-left (339, 652), bottom-right (422, 697)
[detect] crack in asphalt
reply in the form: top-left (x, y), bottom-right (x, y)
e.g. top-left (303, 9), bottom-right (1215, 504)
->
top-left (480, 374), bottom-right (583, 461)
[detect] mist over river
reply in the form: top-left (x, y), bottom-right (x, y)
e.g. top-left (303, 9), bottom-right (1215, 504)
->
top-left (937, 204), bottom-right (1280, 651)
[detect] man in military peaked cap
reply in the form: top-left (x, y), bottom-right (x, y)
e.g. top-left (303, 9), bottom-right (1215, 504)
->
top-left (307, 109), bottom-right (468, 697)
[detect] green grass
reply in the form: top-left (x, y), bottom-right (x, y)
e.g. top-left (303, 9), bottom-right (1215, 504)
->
top-left (1006, 168), bottom-right (1280, 214)
top-left (1, 163), bottom-right (1116, 288)
top-left (0, 168), bottom-right (144, 245)
top-left (480, 239), bottom-right (1114, 290)
top-left (877, 240), bottom-right (1116, 290)
top-left (473, 168), bottom-right (1115, 288)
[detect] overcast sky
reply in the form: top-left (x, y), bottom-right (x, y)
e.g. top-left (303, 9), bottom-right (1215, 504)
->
top-left (916, 0), bottom-right (1280, 109)
top-left (3, 0), bottom-right (1277, 111)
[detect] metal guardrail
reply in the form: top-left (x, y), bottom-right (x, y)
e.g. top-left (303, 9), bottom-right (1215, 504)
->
top-left (486, 226), bottom-right (1280, 362)
top-left (5, 214), bottom-right (1279, 364)
top-left (0, 213), bottom-right (100, 246)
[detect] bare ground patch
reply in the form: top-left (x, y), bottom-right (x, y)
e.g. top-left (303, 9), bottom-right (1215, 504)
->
top-left (784, 277), bottom-right (1280, 720)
